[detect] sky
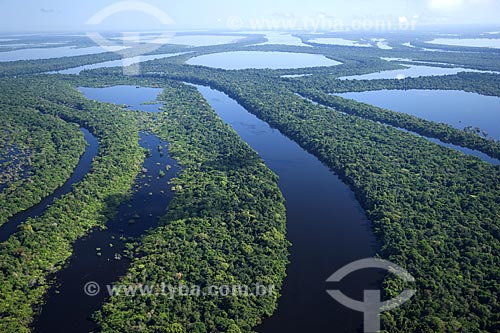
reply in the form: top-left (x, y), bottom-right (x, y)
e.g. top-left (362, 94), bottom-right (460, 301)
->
top-left (1, 0), bottom-right (500, 32)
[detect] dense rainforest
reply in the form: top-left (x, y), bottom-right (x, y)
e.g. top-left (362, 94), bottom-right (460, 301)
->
top-left (96, 60), bottom-right (500, 332)
top-left (1, 31), bottom-right (500, 333)
top-left (291, 83), bottom-right (500, 160)
top-left (95, 81), bottom-right (289, 333)
top-left (0, 75), bottom-right (288, 333)
top-left (0, 77), bottom-right (145, 332)
top-left (0, 103), bottom-right (86, 226)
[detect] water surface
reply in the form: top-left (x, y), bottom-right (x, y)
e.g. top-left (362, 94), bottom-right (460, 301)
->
top-left (297, 93), bottom-right (500, 164)
top-left (0, 45), bottom-right (125, 62)
top-left (110, 34), bottom-right (244, 46)
top-left (258, 32), bottom-right (311, 47)
top-left (309, 38), bottom-right (372, 47)
top-left (194, 84), bottom-right (380, 333)
top-left (79, 86), bottom-right (163, 113)
top-left (338, 64), bottom-right (489, 80)
top-left (167, 35), bottom-right (244, 46)
top-left (34, 85), bottom-right (179, 333)
top-left (372, 38), bottom-right (392, 49)
top-left (34, 132), bottom-right (179, 333)
top-left (53, 53), bottom-right (186, 74)
top-left (428, 38), bottom-right (500, 49)
top-left (0, 129), bottom-right (98, 244)
top-left (336, 89), bottom-right (500, 143)
top-left (187, 51), bottom-right (341, 69)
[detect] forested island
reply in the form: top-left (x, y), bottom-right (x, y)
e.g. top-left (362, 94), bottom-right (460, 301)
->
top-left (1, 28), bottom-right (499, 333)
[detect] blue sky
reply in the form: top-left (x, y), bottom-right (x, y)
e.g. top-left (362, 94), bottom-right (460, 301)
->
top-left (1, 0), bottom-right (500, 31)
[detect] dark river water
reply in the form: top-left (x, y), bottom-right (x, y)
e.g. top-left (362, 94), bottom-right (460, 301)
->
top-left (34, 132), bottom-right (179, 333)
top-left (33, 84), bottom-right (381, 333)
top-left (193, 85), bottom-right (381, 333)
top-left (0, 128), bottom-right (98, 244)
top-left (33, 86), bottom-right (180, 333)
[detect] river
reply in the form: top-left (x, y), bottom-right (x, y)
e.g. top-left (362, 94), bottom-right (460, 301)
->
top-left (34, 132), bottom-right (180, 333)
top-left (34, 83), bottom-right (381, 332)
top-left (193, 84), bottom-right (380, 333)
top-left (0, 128), bottom-right (99, 244)
top-left (298, 94), bottom-right (500, 165)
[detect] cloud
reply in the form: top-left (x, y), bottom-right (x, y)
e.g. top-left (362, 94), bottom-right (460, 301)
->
top-left (40, 8), bottom-right (55, 13)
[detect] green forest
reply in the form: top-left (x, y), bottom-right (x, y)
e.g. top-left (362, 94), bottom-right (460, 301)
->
top-left (117, 61), bottom-right (500, 332)
top-left (0, 77), bottom-right (145, 332)
top-left (1, 29), bottom-right (500, 333)
top-left (0, 103), bottom-right (86, 226)
top-left (96, 81), bottom-right (289, 333)
top-left (0, 75), bottom-right (288, 333)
